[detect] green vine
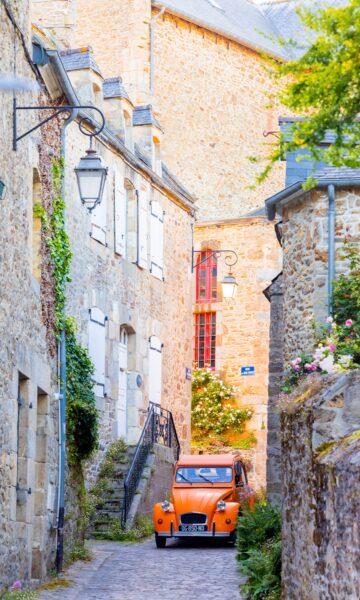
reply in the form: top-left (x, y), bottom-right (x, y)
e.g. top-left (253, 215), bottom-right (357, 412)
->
top-left (40, 158), bottom-right (72, 333)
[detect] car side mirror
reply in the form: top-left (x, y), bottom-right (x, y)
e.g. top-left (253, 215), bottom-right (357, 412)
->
top-left (236, 481), bottom-right (245, 488)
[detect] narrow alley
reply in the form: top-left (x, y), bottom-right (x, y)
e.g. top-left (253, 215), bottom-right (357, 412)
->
top-left (37, 540), bottom-right (244, 600)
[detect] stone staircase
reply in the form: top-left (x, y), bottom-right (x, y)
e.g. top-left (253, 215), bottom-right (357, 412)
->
top-left (90, 443), bottom-right (137, 538)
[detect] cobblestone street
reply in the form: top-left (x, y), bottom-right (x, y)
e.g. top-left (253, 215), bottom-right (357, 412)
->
top-left (37, 538), bottom-right (244, 600)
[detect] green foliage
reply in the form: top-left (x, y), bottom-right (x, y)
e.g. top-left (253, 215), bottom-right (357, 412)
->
top-left (257, 0), bottom-right (360, 185)
top-left (192, 368), bottom-right (252, 435)
top-left (98, 439), bottom-right (128, 478)
top-left (94, 515), bottom-right (153, 543)
top-left (65, 319), bottom-right (99, 464)
top-left (333, 240), bottom-right (360, 363)
top-left (65, 544), bottom-right (93, 566)
top-left (237, 503), bottom-right (282, 600)
top-left (44, 158), bottom-right (72, 332)
top-left (2, 592), bottom-right (37, 600)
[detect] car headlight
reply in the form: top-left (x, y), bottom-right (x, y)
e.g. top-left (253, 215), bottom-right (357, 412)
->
top-left (161, 500), bottom-right (171, 512)
top-left (217, 500), bottom-right (226, 511)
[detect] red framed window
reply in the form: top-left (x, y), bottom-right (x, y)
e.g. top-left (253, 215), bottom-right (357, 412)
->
top-left (196, 251), bottom-right (217, 303)
top-left (194, 313), bottom-right (216, 368)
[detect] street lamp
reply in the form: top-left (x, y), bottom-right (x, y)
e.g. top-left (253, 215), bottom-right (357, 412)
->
top-left (192, 249), bottom-right (238, 299)
top-left (75, 141), bottom-right (108, 212)
top-left (13, 101), bottom-right (107, 210)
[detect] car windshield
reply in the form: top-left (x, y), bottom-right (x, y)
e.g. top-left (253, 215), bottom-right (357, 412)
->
top-left (175, 466), bottom-right (233, 484)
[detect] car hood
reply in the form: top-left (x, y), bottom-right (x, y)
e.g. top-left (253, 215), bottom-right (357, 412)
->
top-left (172, 487), bottom-right (233, 515)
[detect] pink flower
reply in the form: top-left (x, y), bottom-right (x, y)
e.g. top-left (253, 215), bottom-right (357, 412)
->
top-left (328, 343), bottom-right (337, 353)
top-left (304, 363), bottom-right (312, 371)
top-left (294, 365), bottom-right (301, 372)
top-left (326, 316), bottom-right (333, 323)
top-left (296, 357), bottom-right (302, 364)
top-left (345, 319), bottom-right (353, 327)
top-left (11, 581), bottom-right (22, 590)
top-left (310, 363), bottom-right (318, 372)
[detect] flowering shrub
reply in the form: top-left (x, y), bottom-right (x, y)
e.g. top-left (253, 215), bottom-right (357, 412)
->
top-left (192, 368), bottom-right (252, 435)
top-left (282, 241), bottom-right (360, 394)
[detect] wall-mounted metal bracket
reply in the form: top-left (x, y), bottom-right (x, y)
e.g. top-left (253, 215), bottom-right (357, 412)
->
top-left (13, 98), bottom-right (106, 151)
top-left (191, 249), bottom-right (238, 272)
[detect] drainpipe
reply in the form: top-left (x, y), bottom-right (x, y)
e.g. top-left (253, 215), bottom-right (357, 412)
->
top-left (327, 184), bottom-right (336, 316)
top-left (150, 7), bottom-right (165, 96)
top-left (55, 110), bottom-right (77, 573)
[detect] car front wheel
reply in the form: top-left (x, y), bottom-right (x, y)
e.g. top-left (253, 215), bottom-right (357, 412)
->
top-left (155, 533), bottom-right (167, 548)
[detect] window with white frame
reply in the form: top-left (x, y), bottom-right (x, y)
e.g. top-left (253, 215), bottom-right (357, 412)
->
top-left (149, 335), bottom-right (162, 406)
top-left (88, 307), bottom-right (106, 397)
top-left (150, 200), bottom-right (164, 280)
top-left (90, 175), bottom-right (108, 245)
top-left (114, 169), bottom-right (127, 256)
top-left (137, 189), bottom-right (148, 269)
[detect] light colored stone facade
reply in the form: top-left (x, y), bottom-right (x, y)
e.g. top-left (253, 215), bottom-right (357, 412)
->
top-left (194, 217), bottom-right (282, 486)
top-left (0, 1), bottom-right (59, 590)
top-left (281, 188), bottom-right (360, 362)
top-left (281, 371), bottom-right (360, 600)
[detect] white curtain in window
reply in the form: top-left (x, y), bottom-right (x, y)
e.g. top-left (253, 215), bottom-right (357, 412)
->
top-left (150, 200), bottom-right (164, 280)
top-left (88, 307), bottom-right (106, 397)
top-left (149, 335), bottom-right (162, 406)
top-left (137, 189), bottom-right (148, 269)
top-left (114, 170), bottom-right (127, 256)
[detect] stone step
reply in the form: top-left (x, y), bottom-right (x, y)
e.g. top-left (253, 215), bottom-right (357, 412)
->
top-left (95, 509), bottom-right (123, 520)
top-left (100, 500), bottom-right (124, 511)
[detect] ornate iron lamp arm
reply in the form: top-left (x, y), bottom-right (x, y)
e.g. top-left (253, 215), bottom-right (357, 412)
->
top-left (192, 249), bottom-right (238, 271)
top-left (13, 98), bottom-right (105, 150)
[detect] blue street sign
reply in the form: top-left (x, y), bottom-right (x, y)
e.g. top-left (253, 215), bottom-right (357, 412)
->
top-left (241, 366), bottom-right (255, 376)
top-left (185, 368), bottom-right (192, 381)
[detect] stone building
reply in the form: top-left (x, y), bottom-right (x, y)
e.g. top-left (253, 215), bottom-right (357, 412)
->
top-left (0, 0), bottom-right (60, 590)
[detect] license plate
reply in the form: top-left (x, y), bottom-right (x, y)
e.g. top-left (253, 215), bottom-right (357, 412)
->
top-left (181, 525), bottom-right (206, 532)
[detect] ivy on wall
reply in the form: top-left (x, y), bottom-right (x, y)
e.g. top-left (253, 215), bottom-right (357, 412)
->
top-left (36, 158), bottom-right (99, 461)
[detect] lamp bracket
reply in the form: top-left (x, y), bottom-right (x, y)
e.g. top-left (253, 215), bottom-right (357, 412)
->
top-left (192, 249), bottom-right (238, 271)
top-left (13, 98), bottom-right (106, 151)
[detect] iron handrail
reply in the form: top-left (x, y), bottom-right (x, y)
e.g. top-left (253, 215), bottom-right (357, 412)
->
top-left (122, 402), bottom-right (181, 524)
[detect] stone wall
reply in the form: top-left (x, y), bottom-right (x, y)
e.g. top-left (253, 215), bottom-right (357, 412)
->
top-left (281, 188), bottom-right (360, 362)
top-left (133, 444), bottom-right (175, 521)
top-left (194, 217), bottom-right (282, 487)
top-left (281, 371), bottom-right (360, 599)
top-left (265, 273), bottom-right (283, 504)
top-left (0, 0), bottom-right (59, 590)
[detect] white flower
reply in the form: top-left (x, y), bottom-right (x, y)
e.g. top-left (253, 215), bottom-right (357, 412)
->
top-left (338, 355), bottom-right (353, 369)
top-left (314, 346), bottom-right (326, 361)
top-left (319, 354), bottom-right (335, 374)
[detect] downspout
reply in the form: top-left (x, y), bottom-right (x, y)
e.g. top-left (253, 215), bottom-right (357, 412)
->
top-left (56, 109), bottom-right (77, 573)
top-left (150, 7), bottom-right (165, 96)
top-left (327, 184), bottom-right (336, 316)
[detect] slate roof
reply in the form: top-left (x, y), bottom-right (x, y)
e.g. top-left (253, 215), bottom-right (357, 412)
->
top-left (313, 166), bottom-right (360, 181)
top-left (103, 76), bottom-right (132, 103)
top-left (153, 0), bottom-right (348, 60)
top-left (133, 105), bottom-right (163, 130)
top-left (60, 47), bottom-right (102, 77)
top-left (134, 144), bottom-right (192, 200)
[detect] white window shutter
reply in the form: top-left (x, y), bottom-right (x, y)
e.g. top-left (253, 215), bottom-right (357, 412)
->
top-left (114, 170), bottom-right (127, 256)
top-left (138, 190), bottom-right (148, 269)
top-left (150, 201), bottom-right (164, 280)
top-left (91, 177), bottom-right (108, 245)
top-left (88, 307), bottom-right (106, 397)
top-left (149, 335), bottom-right (162, 405)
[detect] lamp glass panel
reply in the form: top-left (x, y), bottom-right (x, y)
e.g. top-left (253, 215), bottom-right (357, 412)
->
top-left (222, 279), bottom-right (238, 299)
top-left (77, 170), bottom-right (103, 200)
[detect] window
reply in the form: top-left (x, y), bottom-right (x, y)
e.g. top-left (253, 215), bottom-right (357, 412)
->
top-left (194, 312), bottom-right (216, 368)
top-left (88, 307), bottom-right (106, 397)
top-left (90, 172), bottom-right (108, 245)
top-left (137, 189), bottom-right (148, 269)
top-left (196, 251), bottom-right (217, 303)
top-left (114, 169), bottom-right (127, 256)
top-left (149, 335), bottom-right (162, 405)
top-left (150, 200), bottom-right (164, 280)
top-left (126, 181), bottom-right (137, 263)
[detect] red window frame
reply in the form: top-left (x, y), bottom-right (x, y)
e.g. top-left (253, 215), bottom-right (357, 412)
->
top-left (196, 250), bottom-right (217, 303)
top-left (194, 312), bottom-right (216, 368)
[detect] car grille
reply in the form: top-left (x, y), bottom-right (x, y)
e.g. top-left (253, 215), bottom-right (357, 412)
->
top-left (180, 513), bottom-right (207, 525)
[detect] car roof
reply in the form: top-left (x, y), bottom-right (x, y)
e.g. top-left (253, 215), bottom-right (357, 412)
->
top-left (176, 454), bottom-right (240, 467)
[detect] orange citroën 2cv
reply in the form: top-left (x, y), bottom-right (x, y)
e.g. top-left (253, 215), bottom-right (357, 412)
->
top-left (153, 453), bottom-right (252, 548)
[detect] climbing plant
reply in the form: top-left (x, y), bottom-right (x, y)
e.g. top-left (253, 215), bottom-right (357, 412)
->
top-left (192, 368), bottom-right (252, 436)
top-left (65, 318), bottom-right (99, 464)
